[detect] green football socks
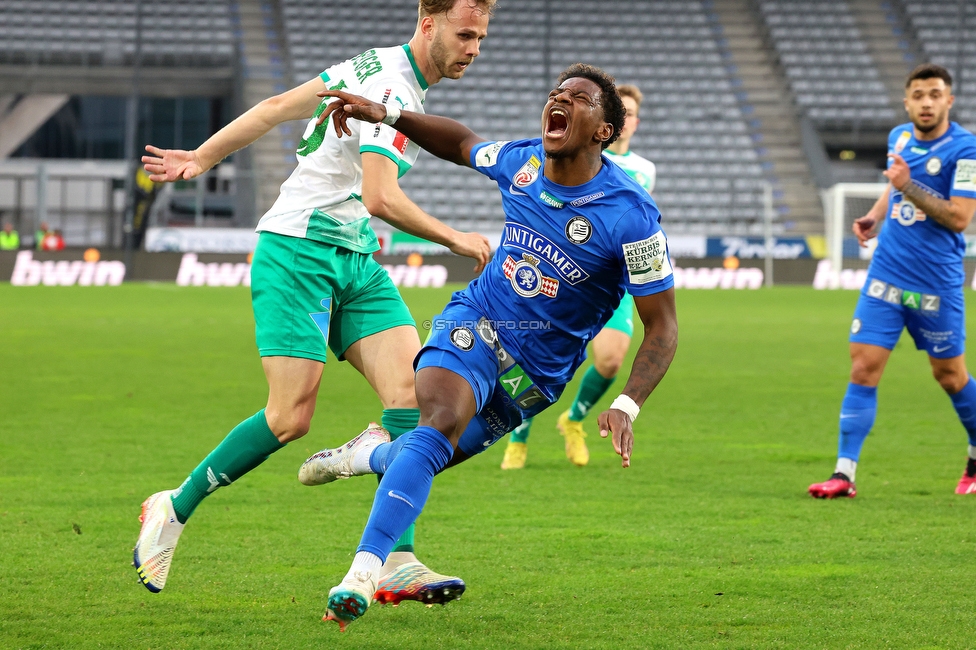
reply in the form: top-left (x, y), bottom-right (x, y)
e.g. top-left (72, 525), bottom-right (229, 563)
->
top-left (509, 417), bottom-right (533, 443)
top-left (382, 408), bottom-right (421, 553)
top-left (568, 366), bottom-right (616, 422)
top-left (170, 409), bottom-right (284, 524)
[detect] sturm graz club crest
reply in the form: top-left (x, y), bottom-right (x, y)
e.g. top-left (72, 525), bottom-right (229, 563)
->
top-left (449, 327), bottom-right (475, 351)
top-left (564, 216), bottom-right (592, 244)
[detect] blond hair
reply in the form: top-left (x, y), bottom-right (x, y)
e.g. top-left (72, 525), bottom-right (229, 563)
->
top-left (617, 84), bottom-right (643, 108)
top-left (419, 0), bottom-right (496, 18)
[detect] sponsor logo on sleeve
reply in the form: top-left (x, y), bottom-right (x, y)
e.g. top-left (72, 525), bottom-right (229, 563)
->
top-left (926, 157), bottom-right (942, 175)
top-left (564, 216), bottom-right (592, 244)
top-left (893, 130), bottom-right (912, 154)
top-left (953, 159), bottom-right (976, 192)
top-left (392, 132), bottom-right (409, 155)
top-left (622, 231), bottom-right (673, 285)
top-left (449, 327), bottom-right (475, 351)
top-left (475, 141), bottom-right (508, 168)
top-left (512, 155), bottom-right (541, 188)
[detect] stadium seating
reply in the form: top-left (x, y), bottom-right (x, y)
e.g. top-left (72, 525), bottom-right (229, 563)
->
top-left (0, 0), bottom-right (234, 67)
top-left (758, 0), bottom-right (898, 128)
top-left (283, 0), bottom-right (774, 233)
top-left (899, 0), bottom-right (976, 131)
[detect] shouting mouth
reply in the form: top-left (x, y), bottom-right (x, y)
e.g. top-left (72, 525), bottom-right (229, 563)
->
top-left (546, 107), bottom-right (569, 139)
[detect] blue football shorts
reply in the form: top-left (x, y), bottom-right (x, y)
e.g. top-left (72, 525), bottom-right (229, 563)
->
top-left (849, 276), bottom-right (966, 359)
top-left (415, 298), bottom-right (564, 457)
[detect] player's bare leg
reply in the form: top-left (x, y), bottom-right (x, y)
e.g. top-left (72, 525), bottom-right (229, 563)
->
top-left (134, 357), bottom-right (321, 592)
top-left (263, 356), bottom-right (324, 442)
top-left (810, 343), bottom-right (891, 498)
top-left (928, 354), bottom-right (976, 493)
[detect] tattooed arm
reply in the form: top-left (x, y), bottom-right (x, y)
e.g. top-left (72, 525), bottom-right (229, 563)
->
top-left (886, 153), bottom-right (976, 232)
top-left (597, 288), bottom-right (678, 468)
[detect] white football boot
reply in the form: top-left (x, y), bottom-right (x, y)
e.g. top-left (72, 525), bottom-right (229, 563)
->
top-left (133, 490), bottom-right (185, 593)
top-left (324, 570), bottom-right (378, 631)
top-left (298, 424), bottom-right (390, 486)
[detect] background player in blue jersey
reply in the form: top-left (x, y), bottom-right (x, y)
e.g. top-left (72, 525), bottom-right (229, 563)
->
top-left (809, 64), bottom-right (976, 499)
top-left (303, 63), bottom-right (678, 628)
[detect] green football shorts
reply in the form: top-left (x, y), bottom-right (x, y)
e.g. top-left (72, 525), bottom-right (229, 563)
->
top-left (603, 292), bottom-right (635, 337)
top-left (250, 232), bottom-right (415, 363)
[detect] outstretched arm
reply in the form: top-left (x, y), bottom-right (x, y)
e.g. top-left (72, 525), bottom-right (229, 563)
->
top-left (597, 289), bottom-right (678, 468)
top-left (317, 89), bottom-right (486, 167)
top-left (143, 77), bottom-right (327, 182)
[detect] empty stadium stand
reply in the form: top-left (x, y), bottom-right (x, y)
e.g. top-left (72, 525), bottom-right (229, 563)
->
top-left (899, 0), bottom-right (976, 132)
top-left (283, 0), bottom-right (787, 234)
top-left (757, 0), bottom-right (897, 132)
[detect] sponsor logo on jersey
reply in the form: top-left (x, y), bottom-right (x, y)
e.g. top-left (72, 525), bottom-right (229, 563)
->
top-left (953, 159), bottom-right (976, 192)
top-left (893, 130), bottom-right (912, 154)
top-left (475, 141), bottom-right (508, 168)
top-left (569, 191), bottom-right (604, 207)
top-left (890, 191), bottom-right (928, 226)
top-left (512, 155), bottom-right (541, 188)
top-left (502, 254), bottom-right (559, 298)
top-left (564, 216), bottom-right (592, 245)
top-left (910, 146), bottom-right (929, 155)
top-left (393, 132), bottom-right (409, 155)
top-left (449, 327), bottom-right (475, 351)
top-left (866, 279), bottom-right (941, 314)
top-left (539, 190), bottom-right (564, 209)
top-left (503, 222), bottom-right (589, 284)
top-left (926, 157), bottom-right (942, 175)
top-left (622, 231), bottom-right (672, 285)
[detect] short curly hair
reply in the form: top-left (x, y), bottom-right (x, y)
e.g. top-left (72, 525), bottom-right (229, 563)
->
top-left (556, 63), bottom-right (625, 149)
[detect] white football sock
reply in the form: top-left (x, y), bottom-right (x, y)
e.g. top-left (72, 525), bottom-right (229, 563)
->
top-left (350, 444), bottom-right (377, 475)
top-left (835, 457), bottom-right (857, 482)
top-left (346, 551), bottom-right (383, 582)
top-left (968, 445), bottom-right (976, 460)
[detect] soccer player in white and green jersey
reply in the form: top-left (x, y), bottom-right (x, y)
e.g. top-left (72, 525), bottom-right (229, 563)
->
top-left (133, 0), bottom-right (494, 606)
top-left (500, 84), bottom-right (656, 469)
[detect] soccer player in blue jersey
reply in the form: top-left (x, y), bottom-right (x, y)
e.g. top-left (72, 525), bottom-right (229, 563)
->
top-left (302, 63), bottom-right (678, 628)
top-left (809, 63), bottom-right (976, 499)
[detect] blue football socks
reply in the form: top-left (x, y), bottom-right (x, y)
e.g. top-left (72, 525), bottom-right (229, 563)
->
top-left (837, 383), bottom-right (878, 463)
top-left (357, 426), bottom-right (454, 560)
top-left (949, 376), bottom-right (976, 447)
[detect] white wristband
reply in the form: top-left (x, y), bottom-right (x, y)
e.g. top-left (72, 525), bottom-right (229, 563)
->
top-left (381, 103), bottom-right (401, 126)
top-left (610, 395), bottom-right (640, 423)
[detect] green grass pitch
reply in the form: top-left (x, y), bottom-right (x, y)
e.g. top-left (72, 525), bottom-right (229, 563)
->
top-left (2, 283), bottom-right (976, 649)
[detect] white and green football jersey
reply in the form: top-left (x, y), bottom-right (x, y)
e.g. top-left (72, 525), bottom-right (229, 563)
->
top-left (604, 149), bottom-right (656, 195)
top-left (256, 44), bottom-right (429, 253)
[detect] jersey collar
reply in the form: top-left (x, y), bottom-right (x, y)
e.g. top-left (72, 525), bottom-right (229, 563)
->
top-left (402, 44), bottom-right (429, 92)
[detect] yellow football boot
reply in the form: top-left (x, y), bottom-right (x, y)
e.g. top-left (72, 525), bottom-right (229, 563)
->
top-left (557, 410), bottom-right (589, 467)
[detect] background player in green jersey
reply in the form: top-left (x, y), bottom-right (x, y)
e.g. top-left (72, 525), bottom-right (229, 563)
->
top-left (500, 84), bottom-right (656, 469)
top-left (133, 0), bottom-right (494, 606)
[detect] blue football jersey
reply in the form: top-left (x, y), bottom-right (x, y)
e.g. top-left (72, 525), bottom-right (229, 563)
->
top-left (458, 138), bottom-right (674, 384)
top-left (870, 122), bottom-right (976, 292)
